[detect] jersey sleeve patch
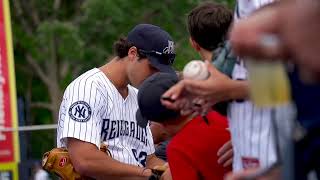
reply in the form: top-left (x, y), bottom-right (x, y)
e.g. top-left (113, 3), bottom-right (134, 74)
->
top-left (68, 101), bottom-right (92, 122)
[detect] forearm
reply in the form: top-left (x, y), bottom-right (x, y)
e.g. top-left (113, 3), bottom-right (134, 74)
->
top-left (228, 80), bottom-right (249, 100)
top-left (97, 174), bottom-right (149, 180)
top-left (75, 151), bottom-right (148, 179)
top-left (146, 154), bottom-right (166, 168)
top-left (67, 138), bottom-right (150, 179)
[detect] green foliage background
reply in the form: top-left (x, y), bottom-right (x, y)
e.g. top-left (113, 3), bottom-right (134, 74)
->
top-left (11, 0), bottom-right (234, 160)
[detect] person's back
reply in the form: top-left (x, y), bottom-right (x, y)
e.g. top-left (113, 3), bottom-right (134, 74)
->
top-left (167, 111), bottom-right (231, 180)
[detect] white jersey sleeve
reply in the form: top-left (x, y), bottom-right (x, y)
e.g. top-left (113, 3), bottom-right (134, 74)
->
top-left (57, 69), bottom-right (106, 148)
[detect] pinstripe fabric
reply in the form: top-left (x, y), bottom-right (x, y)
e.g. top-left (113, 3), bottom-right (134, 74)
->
top-left (57, 68), bottom-right (155, 167)
top-left (229, 0), bottom-right (293, 171)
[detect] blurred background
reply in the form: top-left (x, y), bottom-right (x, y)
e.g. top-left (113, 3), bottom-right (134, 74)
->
top-left (1, 0), bottom-right (234, 179)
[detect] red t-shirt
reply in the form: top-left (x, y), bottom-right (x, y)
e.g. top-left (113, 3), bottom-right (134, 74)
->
top-left (167, 111), bottom-right (231, 180)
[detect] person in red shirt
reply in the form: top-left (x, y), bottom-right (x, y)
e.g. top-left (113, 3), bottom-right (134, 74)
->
top-left (136, 72), bottom-right (231, 179)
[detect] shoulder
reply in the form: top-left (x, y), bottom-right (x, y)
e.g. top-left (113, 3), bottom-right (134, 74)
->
top-left (64, 68), bottom-right (112, 96)
top-left (169, 112), bottom-right (229, 150)
top-left (65, 68), bottom-right (100, 89)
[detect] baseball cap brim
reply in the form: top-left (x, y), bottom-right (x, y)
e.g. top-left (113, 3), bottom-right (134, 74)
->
top-left (136, 108), bottom-right (149, 128)
top-left (147, 55), bottom-right (175, 74)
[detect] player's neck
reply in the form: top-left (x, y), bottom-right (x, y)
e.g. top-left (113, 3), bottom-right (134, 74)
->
top-left (100, 58), bottom-right (129, 97)
top-left (199, 48), bottom-right (213, 62)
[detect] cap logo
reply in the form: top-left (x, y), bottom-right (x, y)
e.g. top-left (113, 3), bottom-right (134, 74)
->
top-left (163, 40), bottom-right (175, 54)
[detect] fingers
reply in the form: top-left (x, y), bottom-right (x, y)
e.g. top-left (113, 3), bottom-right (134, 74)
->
top-left (217, 141), bottom-right (233, 167)
top-left (229, 4), bottom-right (287, 59)
top-left (200, 100), bottom-right (215, 115)
top-left (192, 97), bottom-right (206, 107)
top-left (161, 81), bottom-right (185, 101)
top-left (183, 63), bottom-right (229, 97)
top-left (161, 81), bottom-right (187, 110)
top-left (223, 158), bottom-right (233, 168)
top-left (217, 149), bottom-right (233, 167)
top-left (181, 108), bottom-right (195, 116)
top-left (217, 140), bottom-right (232, 156)
top-left (160, 168), bottom-right (172, 180)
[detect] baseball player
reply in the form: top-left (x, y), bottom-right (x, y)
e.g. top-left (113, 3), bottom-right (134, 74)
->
top-left (56, 24), bottom-right (175, 179)
top-left (229, 1), bottom-right (320, 179)
top-left (229, 0), bottom-right (294, 172)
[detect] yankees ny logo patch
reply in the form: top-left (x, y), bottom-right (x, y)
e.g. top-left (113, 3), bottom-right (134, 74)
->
top-left (68, 101), bottom-right (92, 122)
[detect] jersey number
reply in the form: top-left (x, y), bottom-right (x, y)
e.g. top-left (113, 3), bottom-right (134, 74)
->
top-left (132, 149), bottom-right (147, 167)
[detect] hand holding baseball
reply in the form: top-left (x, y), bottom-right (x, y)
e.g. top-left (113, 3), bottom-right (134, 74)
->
top-left (183, 60), bottom-right (210, 80)
top-left (162, 61), bottom-right (232, 112)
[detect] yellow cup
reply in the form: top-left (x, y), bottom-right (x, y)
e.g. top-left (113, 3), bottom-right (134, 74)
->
top-left (246, 60), bottom-right (291, 107)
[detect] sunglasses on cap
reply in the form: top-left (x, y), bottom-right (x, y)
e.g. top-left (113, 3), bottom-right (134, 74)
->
top-left (139, 49), bottom-right (175, 65)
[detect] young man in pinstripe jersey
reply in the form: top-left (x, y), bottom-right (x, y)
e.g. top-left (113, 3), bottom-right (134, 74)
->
top-left (162, 0), bottom-right (294, 175)
top-left (229, 0), bottom-right (320, 179)
top-left (56, 24), bottom-right (175, 179)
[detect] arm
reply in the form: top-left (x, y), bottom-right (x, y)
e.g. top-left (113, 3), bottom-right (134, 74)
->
top-left (67, 138), bottom-right (151, 180)
top-left (146, 153), bottom-right (166, 168)
top-left (228, 80), bottom-right (249, 101)
top-left (161, 62), bottom-right (249, 111)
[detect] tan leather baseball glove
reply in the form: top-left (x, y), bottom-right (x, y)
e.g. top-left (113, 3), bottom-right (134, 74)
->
top-left (42, 144), bottom-right (110, 180)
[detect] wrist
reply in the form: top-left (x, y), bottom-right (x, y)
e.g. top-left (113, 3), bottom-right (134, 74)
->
top-left (221, 78), bottom-right (237, 101)
top-left (229, 80), bottom-right (249, 100)
top-left (141, 168), bottom-right (152, 177)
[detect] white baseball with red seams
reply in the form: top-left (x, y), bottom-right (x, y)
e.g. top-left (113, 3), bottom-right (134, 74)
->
top-left (183, 60), bottom-right (209, 80)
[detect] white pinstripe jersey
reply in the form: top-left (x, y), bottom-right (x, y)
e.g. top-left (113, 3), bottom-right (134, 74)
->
top-left (57, 68), bottom-right (155, 167)
top-left (229, 0), bottom-right (293, 171)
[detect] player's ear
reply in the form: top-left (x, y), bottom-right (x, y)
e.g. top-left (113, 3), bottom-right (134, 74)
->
top-left (128, 46), bottom-right (139, 61)
top-left (189, 37), bottom-right (201, 51)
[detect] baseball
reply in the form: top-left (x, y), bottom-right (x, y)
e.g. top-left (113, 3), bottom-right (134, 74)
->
top-left (183, 60), bottom-right (209, 80)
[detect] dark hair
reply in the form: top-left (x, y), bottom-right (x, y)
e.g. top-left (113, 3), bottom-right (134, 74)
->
top-left (113, 37), bottom-right (146, 59)
top-left (187, 2), bottom-right (233, 51)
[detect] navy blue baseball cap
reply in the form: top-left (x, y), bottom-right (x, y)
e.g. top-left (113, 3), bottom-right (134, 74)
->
top-left (136, 73), bottom-right (180, 128)
top-left (127, 24), bottom-right (176, 74)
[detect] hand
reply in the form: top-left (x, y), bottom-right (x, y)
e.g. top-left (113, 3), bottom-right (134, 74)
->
top-left (229, 3), bottom-right (285, 60)
top-left (161, 61), bottom-right (234, 110)
top-left (150, 163), bottom-right (171, 180)
top-left (217, 140), bottom-right (233, 167)
top-left (230, 0), bottom-right (320, 75)
top-left (225, 168), bottom-right (259, 180)
top-left (224, 167), bottom-right (281, 180)
top-left (160, 87), bottom-right (207, 117)
top-left (141, 168), bottom-right (152, 177)
top-left (183, 61), bottom-right (233, 100)
top-left (160, 167), bottom-right (172, 180)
